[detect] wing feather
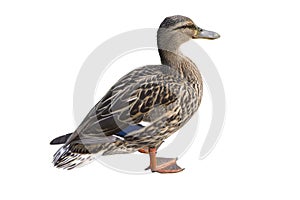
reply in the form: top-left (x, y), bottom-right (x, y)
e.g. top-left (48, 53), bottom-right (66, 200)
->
top-left (70, 65), bottom-right (193, 144)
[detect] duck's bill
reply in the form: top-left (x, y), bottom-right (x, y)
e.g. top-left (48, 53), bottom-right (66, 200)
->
top-left (193, 28), bottom-right (220, 40)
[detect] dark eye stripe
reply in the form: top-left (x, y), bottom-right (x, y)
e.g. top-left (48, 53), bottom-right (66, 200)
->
top-left (173, 24), bottom-right (196, 30)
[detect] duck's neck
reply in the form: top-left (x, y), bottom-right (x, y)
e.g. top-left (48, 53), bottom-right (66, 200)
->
top-left (158, 48), bottom-right (184, 66)
top-left (158, 48), bottom-right (202, 84)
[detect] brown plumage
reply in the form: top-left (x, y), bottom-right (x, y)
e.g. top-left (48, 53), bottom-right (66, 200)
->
top-left (50, 15), bottom-right (220, 172)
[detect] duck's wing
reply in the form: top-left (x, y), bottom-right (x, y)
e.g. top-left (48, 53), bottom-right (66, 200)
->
top-left (71, 65), bottom-right (190, 143)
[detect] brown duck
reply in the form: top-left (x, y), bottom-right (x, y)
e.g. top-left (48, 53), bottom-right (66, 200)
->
top-left (50, 15), bottom-right (220, 173)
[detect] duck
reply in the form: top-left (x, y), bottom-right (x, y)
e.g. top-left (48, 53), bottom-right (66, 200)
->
top-left (50, 15), bottom-right (220, 173)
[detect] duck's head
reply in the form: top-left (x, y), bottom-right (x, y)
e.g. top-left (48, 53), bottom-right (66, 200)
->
top-left (158, 15), bottom-right (220, 50)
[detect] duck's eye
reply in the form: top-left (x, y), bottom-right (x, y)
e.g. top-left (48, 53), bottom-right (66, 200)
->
top-left (174, 24), bottom-right (196, 30)
top-left (185, 25), bottom-right (196, 29)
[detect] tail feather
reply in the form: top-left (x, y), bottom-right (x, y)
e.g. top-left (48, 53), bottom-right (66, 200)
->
top-left (51, 134), bottom-right (118, 169)
top-left (50, 133), bottom-right (72, 145)
top-left (53, 145), bottom-right (95, 170)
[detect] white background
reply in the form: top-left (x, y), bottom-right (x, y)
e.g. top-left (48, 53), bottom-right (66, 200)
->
top-left (1, 0), bottom-right (299, 199)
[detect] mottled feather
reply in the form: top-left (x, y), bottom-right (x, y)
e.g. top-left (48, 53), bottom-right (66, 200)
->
top-left (51, 15), bottom-right (205, 169)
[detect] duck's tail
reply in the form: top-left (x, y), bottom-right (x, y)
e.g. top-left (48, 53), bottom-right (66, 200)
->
top-left (53, 144), bottom-right (95, 170)
top-left (51, 133), bottom-right (94, 169)
top-left (51, 134), bottom-right (119, 169)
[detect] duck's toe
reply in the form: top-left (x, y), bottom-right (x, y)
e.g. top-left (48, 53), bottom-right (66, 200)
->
top-left (145, 157), bottom-right (184, 173)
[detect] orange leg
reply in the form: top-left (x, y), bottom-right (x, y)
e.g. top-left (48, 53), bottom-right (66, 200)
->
top-left (138, 147), bottom-right (149, 154)
top-left (138, 141), bottom-right (164, 154)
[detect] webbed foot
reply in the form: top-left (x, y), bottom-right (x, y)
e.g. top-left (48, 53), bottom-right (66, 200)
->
top-left (146, 147), bottom-right (184, 173)
top-left (146, 157), bottom-right (184, 173)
